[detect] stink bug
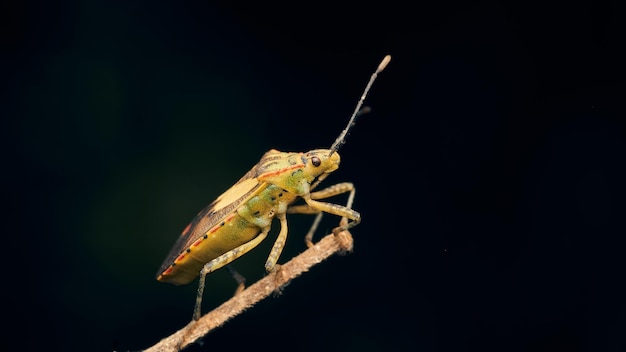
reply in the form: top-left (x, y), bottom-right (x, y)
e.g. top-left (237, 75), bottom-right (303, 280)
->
top-left (157, 55), bottom-right (391, 320)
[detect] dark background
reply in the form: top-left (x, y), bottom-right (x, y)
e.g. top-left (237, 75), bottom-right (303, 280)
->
top-left (3, 1), bottom-right (625, 351)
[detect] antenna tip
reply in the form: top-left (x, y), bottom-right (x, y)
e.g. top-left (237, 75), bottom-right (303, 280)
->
top-left (377, 55), bottom-right (392, 72)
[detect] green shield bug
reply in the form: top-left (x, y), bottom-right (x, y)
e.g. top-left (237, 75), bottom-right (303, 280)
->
top-left (157, 55), bottom-right (391, 320)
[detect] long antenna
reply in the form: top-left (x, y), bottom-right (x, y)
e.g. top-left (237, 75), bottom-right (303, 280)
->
top-left (329, 55), bottom-right (391, 155)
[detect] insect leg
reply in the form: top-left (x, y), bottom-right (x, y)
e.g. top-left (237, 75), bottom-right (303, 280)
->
top-left (226, 265), bottom-right (246, 295)
top-left (303, 198), bottom-right (360, 233)
top-left (193, 226), bottom-right (271, 320)
top-left (303, 212), bottom-right (324, 248)
top-left (309, 182), bottom-right (356, 201)
top-left (287, 182), bottom-right (359, 243)
top-left (310, 182), bottom-right (356, 227)
top-left (287, 182), bottom-right (355, 211)
top-left (264, 213), bottom-right (288, 272)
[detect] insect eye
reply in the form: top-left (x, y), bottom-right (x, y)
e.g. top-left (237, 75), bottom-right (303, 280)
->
top-left (311, 156), bottom-right (321, 167)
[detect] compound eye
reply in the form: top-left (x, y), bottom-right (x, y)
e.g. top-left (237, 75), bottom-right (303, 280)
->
top-left (311, 156), bottom-right (321, 167)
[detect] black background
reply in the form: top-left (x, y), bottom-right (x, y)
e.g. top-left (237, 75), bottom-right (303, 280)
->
top-left (4, 1), bottom-right (626, 351)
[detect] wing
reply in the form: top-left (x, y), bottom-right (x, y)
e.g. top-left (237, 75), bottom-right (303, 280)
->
top-left (157, 162), bottom-right (267, 276)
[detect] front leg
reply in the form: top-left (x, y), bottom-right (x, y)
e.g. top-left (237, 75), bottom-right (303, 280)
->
top-left (287, 182), bottom-right (360, 246)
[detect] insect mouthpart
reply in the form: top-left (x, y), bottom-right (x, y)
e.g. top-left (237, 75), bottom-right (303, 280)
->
top-left (309, 172), bottom-right (328, 190)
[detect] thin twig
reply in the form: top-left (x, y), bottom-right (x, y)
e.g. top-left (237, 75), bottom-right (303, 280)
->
top-left (144, 230), bottom-right (353, 352)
